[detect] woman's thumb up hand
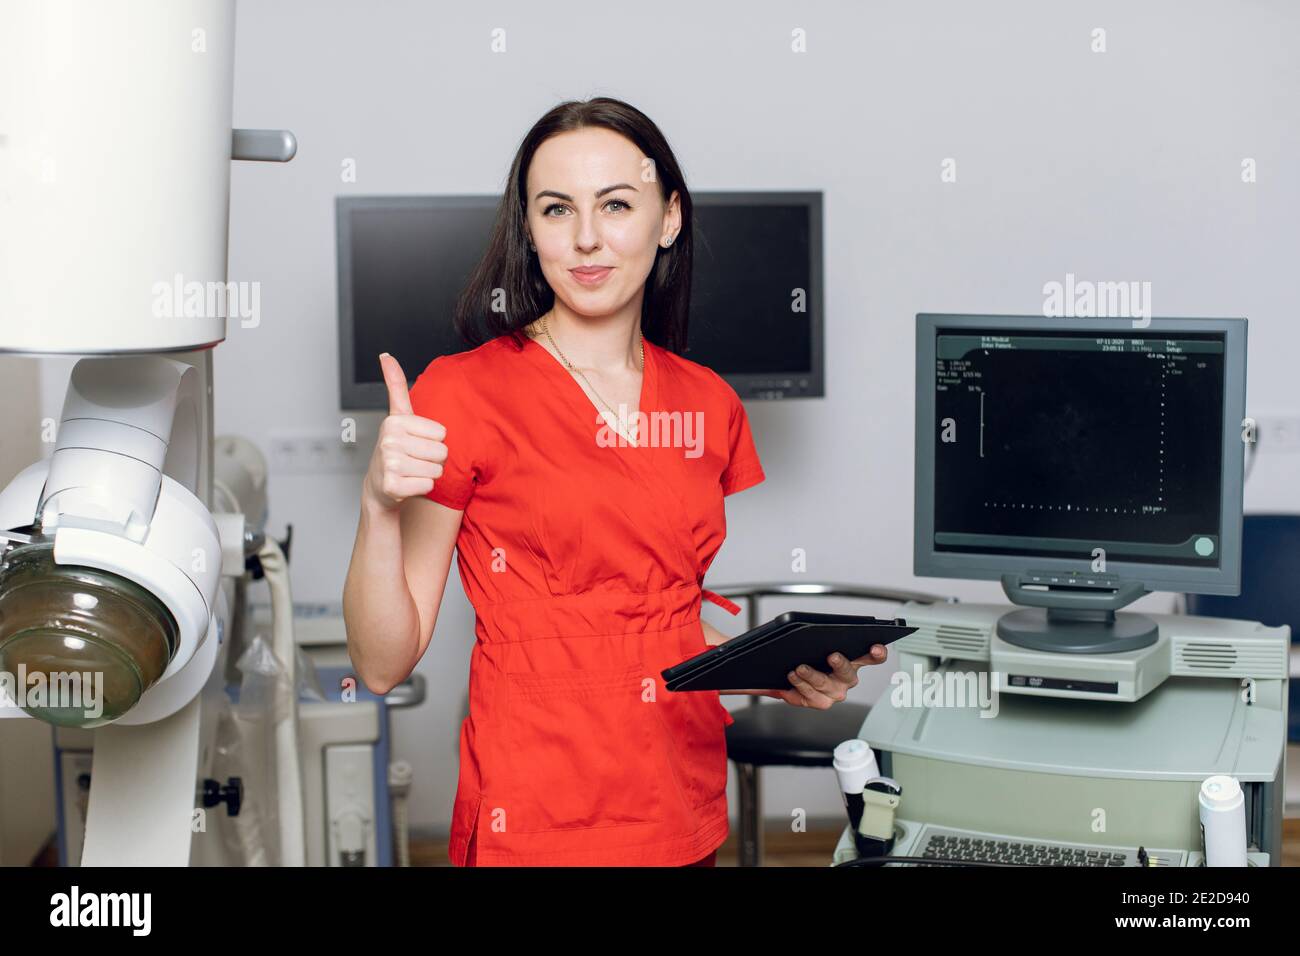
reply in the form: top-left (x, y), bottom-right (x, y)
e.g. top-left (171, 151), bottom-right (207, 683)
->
top-left (363, 352), bottom-right (449, 512)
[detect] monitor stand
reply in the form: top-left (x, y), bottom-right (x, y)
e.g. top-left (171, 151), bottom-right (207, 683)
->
top-left (996, 606), bottom-right (1159, 654)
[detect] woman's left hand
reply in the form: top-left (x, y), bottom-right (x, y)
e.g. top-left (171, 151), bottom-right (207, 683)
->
top-left (762, 645), bottom-right (889, 709)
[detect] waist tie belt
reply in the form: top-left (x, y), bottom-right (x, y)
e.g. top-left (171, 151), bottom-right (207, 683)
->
top-left (471, 582), bottom-right (738, 643)
top-left (700, 588), bottom-right (741, 616)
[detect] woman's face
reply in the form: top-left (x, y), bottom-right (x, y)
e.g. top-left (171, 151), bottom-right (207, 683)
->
top-left (525, 126), bottom-right (680, 320)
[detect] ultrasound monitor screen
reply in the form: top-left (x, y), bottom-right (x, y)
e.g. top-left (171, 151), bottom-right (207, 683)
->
top-left (932, 329), bottom-right (1226, 567)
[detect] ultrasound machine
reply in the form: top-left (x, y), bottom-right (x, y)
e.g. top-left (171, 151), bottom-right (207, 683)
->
top-left (834, 314), bottom-right (1288, 867)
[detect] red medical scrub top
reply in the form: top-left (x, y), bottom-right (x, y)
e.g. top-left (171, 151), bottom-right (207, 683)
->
top-left (407, 331), bottom-right (766, 866)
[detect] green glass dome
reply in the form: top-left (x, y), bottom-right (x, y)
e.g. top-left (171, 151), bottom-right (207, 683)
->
top-left (0, 541), bottom-right (178, 727)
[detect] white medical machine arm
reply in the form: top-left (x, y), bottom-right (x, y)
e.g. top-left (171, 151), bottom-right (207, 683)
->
top-left (0, 0), bottom-right (300, 865)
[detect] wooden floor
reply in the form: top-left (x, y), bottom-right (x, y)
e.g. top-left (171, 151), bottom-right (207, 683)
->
top-left (410, 818), bottom-right (1300, 867)
top-left (30, 818), bottom-right (1300, 866)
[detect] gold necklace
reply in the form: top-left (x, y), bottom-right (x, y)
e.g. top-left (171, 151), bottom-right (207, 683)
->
top-left (539, 315), bottom-right (644, 443)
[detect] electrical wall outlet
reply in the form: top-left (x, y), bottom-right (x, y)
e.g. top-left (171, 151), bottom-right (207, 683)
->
top-left (270, 430), bottom-right (369, 474)
top-left (1253, 415), bottom-right (1300, 453)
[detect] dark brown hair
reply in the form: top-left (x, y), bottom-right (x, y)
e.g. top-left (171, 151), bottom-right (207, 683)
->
top-left (452, 97), bottom-right (693, 354)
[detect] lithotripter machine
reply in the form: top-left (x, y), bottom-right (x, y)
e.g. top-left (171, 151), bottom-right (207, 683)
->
top-left (835, 314), bottom-right (1287, 867)
top-left (0, 0), bottom-right (308, 865)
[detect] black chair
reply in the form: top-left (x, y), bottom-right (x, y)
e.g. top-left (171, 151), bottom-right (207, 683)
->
top-left (710, 583), bottom-right (956, 866)
top-left (1183, 513), bottom-right (1300, 744)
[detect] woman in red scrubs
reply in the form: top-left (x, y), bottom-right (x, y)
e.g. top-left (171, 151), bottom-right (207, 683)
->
top-left (343, 98), bottom-right (889, 867)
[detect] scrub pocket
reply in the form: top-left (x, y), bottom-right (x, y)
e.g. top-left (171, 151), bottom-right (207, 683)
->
top-left (505, 662), bottom-right (661, 833)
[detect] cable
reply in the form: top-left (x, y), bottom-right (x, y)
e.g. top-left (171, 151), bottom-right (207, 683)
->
top-left (1244, 431), bottom-right (1259, 482)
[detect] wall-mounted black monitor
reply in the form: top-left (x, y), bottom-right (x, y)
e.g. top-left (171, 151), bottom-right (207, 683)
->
top-left (337, 191), bottom-right (823, 409)
top-left (336, 195), bottom-right (497, 409)
top-left (686, 191), bottom-right (823, 399)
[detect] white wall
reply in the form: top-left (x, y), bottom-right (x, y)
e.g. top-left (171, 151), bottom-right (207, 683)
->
top-left (42, 0), bottom-right (1300, 835)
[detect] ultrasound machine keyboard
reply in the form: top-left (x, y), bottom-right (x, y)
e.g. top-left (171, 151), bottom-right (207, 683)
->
top-left (914, 826), bottom-right (1187, 867)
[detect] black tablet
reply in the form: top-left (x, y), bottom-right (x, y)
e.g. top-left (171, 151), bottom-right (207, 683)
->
top-left (662, 611), bottom-right (917, 692)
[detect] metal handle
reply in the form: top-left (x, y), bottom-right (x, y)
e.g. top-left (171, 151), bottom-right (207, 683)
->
top-left (705, 581), bottom-right (958, 632)
top-left (384, 673), bottom-right (427, 709)
top-left (231, 128), bottom-right (297, 162)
